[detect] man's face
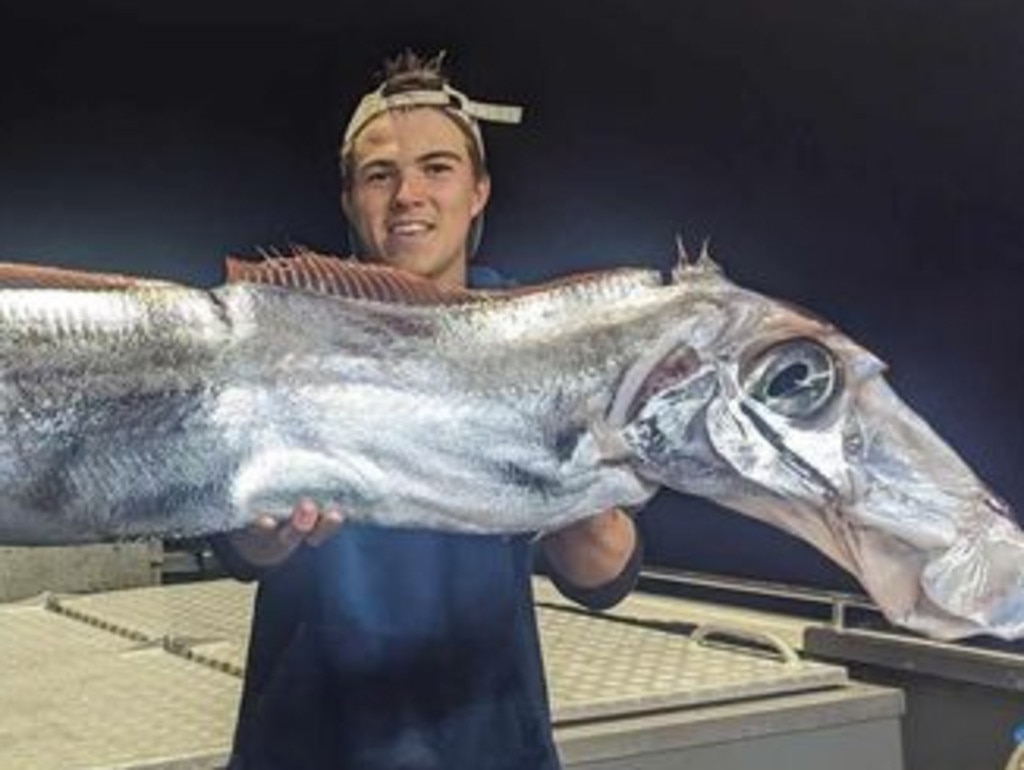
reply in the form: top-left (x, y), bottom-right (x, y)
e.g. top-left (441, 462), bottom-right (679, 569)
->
top-left (342, 108), bottom-right (490, 286)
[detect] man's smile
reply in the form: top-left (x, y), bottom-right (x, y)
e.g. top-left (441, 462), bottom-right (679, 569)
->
top-left (387, 220), bottom-right (434, 236)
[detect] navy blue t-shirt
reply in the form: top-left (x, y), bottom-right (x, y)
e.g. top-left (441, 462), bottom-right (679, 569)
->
top-left (225, 265), bottom-right (563, 770)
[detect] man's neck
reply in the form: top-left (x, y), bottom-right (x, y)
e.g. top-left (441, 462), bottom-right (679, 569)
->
top-left (433, 258), bottom-right (468, 289)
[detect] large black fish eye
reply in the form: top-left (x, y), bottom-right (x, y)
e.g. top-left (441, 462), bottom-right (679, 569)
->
top-left (744, 339), bottom-right (840, 419)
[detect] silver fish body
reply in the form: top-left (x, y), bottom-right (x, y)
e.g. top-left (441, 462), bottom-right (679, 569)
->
top-left (0, 268), bottom-right (665, 542)
top-left (0, 253), bottom-right (1021, 641)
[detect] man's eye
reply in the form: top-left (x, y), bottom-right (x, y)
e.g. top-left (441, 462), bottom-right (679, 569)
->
top-left (362, 169), bottom-right (393, 184)
top-left (424, 162), bottom-right (453, 176)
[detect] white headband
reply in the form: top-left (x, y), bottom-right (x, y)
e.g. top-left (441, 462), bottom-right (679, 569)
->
top-left (341, 82), bottom-right (524, 159)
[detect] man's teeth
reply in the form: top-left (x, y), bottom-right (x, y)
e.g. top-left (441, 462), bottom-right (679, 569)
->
top-left (390, 222), bottom-right (431, 235)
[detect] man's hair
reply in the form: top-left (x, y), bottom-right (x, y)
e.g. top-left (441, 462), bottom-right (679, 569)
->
top-left (380, 50), bottom-right (447, 94)
top-left (339, 50), bottom-right (488, 189)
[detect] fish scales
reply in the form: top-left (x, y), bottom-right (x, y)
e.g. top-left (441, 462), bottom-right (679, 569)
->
top-left (0, 250), bottom-right (1023, 641)
top-left (0, 269), bottom-right (663, 543)
top-left (211, 274), bottom-right (670, 534)
top-left (0, 284), bottom-right (234, 541)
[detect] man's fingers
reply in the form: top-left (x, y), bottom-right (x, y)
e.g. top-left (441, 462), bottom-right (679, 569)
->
top-left (236, 500), bottom-right (343, 563)
top-left (290, 498), bottom-right (320, 532)
top-left (306, 507), bottom-right (345, 547)
top-left (231, 513), bottom-right (297, 568)
top-left (249, 515), bottom-right (278, 532)
top-left (274, 498), bottom-right (318, 549)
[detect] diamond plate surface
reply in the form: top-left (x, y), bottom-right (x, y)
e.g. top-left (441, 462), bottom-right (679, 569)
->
top-left (538, 604), bottom-right (846, 722)
top-left (0, 578), bottom-right (852, 768)
top-left (54, 580), bottom-right (256, 674)
top-left (56, 580), bottom-right (846, 722)
top-left (0, 603), bottom-right (238, 770)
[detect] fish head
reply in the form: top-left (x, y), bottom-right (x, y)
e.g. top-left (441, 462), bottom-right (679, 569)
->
top-left (618, 261), bottom-right (1024, 640)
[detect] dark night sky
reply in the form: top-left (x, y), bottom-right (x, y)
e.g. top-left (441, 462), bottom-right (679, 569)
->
top-left (0, 0), bottom-right (1022, 593)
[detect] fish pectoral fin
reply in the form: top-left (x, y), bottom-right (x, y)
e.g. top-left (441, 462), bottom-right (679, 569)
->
top-left (230, 448), bottom-right (379, 520)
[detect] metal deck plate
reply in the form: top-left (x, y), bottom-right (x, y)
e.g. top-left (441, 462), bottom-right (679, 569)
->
top-left (53, 580), bottom-right (257, 674)
top-left (54, 579), bottom-right (846, 721)
top-left (0, 603), bottom-right (238, 770)
top-left (538, 603), bottom-right (845, 722)
top-left (0, 579), bottom-right (852, 768)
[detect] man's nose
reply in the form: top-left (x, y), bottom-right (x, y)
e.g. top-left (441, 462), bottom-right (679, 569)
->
top-left (392, 170), bottom-right (427, 206)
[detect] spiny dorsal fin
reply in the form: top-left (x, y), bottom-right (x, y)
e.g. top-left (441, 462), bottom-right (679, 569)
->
top-left (0, 261), bottom-right (168, 290)
top-left (225, 251), bottom-right (485, 306)
top-left (670, 236), bottom-right (724, 284)
top-left (227, 249), bottom-right (662, 306)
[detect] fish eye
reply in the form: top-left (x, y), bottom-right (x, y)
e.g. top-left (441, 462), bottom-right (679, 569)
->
top-left (744, 339), bottom-right (840, 419)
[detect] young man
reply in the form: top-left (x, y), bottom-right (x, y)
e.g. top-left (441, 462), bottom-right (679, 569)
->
top-left (216, 52), bottom-right (642, 769)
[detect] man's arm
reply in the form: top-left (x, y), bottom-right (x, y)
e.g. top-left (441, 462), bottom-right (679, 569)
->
top-left (211, 498), bottom-right (643, 610)
top-left (540, 508), bottom-right (643, 611)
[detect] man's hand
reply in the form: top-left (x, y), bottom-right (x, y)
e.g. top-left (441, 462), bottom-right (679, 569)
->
top-left (227, 498), bottom-right (345, 568)
top-left (540, 508), bottom-right (637, 589)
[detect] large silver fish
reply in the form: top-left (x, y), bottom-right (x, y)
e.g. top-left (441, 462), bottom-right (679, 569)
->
top-left (0, 249), bottom-right (1019, 640)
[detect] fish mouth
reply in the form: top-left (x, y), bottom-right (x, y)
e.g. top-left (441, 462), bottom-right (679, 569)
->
top-left (914, 496), bottom-right (1023, 630)
top-left (706, 483), bottom-right (1024, 640)
top-left (831, 383), bottom-right (1024, 639)
top-left (834, 492), bottom-right (1023, 639)
top-left (825, 424), bottom-right (1023, 639)
top-left (691, 370), bottom-right (1024, 640)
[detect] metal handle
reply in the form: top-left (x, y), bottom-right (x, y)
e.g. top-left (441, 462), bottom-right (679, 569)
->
top-left (691, 622), bottom-right (800, 665)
